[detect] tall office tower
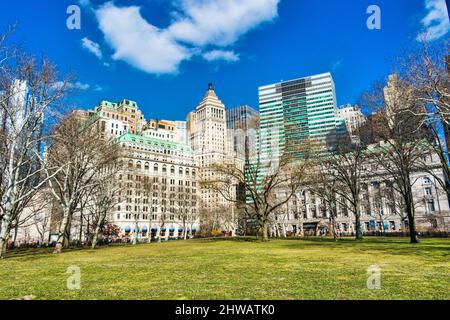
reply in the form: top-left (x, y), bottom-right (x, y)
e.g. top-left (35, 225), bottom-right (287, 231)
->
top-left (3, 80), bottom-right (28, 132)
top-left (258, 72), bottom-right (344, 162)
top-left (226, 105), bottom-right (260, 160)
top-left (187, 83), bottom-right (232, 210)
top-left (337, 104), bottom-right (366, 142)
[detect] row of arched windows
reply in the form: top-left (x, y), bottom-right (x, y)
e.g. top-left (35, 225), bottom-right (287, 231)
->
top-left (128, 160), bottom-right (196, 176)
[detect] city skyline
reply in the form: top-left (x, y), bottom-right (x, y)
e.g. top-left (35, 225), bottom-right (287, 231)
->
top-left (1, 0), bottom-right (448, 121)
top-left (1, 1), bottom-right (449, 304)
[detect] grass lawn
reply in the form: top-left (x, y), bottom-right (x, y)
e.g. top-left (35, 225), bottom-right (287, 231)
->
top-left (0, 237), bottom-right (449, 300)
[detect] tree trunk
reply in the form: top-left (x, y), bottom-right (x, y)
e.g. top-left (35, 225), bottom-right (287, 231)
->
top-left (0, 215), bottom-right (11, 258)
top-left (148, 221), bottom-right (153, 243)
top-left (353, 201), bottom-right (363, 240)
top-left (0, 235), bottom-right (9, 259)
top-left (261, 221), bottom-right (269, 242)
top-left (13, 223), bottom-right (19, 247)
top-left (78, 211), bottom-right (84, 245)
top-left (54, 206), bottom-right (71, 254)
top-left (157, 228), bottom-right (162, 243)
top-left (133, 228), bottom-right (138, 245)
top-left (406, 198), bottom-right (418, 244)
top-left (91, 225), bottom-right (101, 249)
top-left (330, 214), bottom-right (338, 241)
top-left (64, 216), bottom-right (72, 248)
top-left (0, 140), bottom-right (17, 258)
top-left (281, 223), bottom-right (287, 238)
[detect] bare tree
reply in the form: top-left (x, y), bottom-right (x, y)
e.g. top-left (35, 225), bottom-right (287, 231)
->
top-left (396, 42), bottom-right (450, 199)
top-left (147, 208), bottom-right (154, 243)
top-left (400, 40), bottom-right (450, 126)
top-left (33, 202), bottom-right (52, 245)
top-left (132, 212), bottom-right (139, 245)
top-left (156, 210), bottom-right (168, 243)
top-left (305, 160), bottom-right (340, 241)
top-left (14, 191), bottom-right (52, 245)
top-left (44, 113), bottom-right (119, 253)
top-left (177, 188), bottom-right (191, 240)
top-left (273, 204), bottom-right (290, 238)
top-left (202, 147), bottom-right (308, 241)
top-left (323, 133), bottom-right (368, 240)
top-left (0, 32), bottom-right (71, 257)
top-left (90, 162), bottom-right (121, 249)
top-left (185, 205), bottom-right (198, 239)
top-left (361, 75), bottom-right (431, 243)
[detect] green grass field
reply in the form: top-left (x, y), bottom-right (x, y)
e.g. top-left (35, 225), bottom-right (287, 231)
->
top-left (0, 237), bottom-right (449, 300)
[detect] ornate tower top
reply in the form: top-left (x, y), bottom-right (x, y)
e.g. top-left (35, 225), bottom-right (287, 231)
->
top-left (196, 82), bottom-right (225, 111)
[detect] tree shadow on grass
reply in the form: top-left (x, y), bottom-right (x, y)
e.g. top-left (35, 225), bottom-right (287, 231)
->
top-left (273, 237), bottom-right (450, 259)
top-left (193, 237), bottom-right (261, 243)
top-left (2, 246), bottom-right (91, 260)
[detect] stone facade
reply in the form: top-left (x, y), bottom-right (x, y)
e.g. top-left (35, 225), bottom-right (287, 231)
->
top-left (113, 133), bottom-right (200, 240)
top-left (269, 148), bottom-right (450, 236)
top-left (187, 84), bottom-right (235, 211)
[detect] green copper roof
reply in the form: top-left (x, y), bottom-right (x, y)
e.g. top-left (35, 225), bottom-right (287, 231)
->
top-left (117, 133), bottom-right (194, 155)
top-left (118, 99), bottom-right (138, 108)
top-left (81, 111), bottom-right (101, 130)
top-left (98, 99), bottom-right (138, 109)
top-left (98, 100), bottom-right (118, 109)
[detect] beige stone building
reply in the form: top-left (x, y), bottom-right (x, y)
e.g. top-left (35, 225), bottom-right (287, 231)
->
top-left (114, 133), bottom-right (199, 240)
top-left (269, 145), bottom-right (450, 237)
top-left (85, 99), bottom-right (147, 138)
top-left (187, 84), bottom-right (234, 210)
top-left (336, 104), bottom-right (366, 141)
top-left (42, 100), bottom-right (200, 243)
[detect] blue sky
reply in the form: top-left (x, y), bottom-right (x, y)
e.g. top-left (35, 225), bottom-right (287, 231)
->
top-left (0, 0), bottom-right (449, 121)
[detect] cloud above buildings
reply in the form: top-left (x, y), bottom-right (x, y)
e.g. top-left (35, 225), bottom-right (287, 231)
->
top-left (88, 0), bottom-right (280, 74)
top-left (417, 0), bottom-right (450, 41)
top-left (53, 81), bottom-right (103, 93)
top-left (167, 0), bottom-right (280, 47)
top-left (81, 37), bottom-right (103, 60)
top-left (202, 50), bottom-right (239, 62)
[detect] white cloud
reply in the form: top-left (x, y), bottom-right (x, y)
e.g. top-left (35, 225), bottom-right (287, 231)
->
top-left (95, 3), bottom-right (192, 74)
top-left (168, 0), bottom-right (280, 47)
top-left (92, 0), bottom-right (280, 74)
top-left (78, 0), bottom-right (92, 7)
top-left (417, 0), bottom-right (450, 41)
top-left (81, 37), bottom-right (103, 60)
top-left (53, 81), bottom-right (92, 91)
top-left (93, 84), bottom-right (104, 91)
top-left (73, 81), bottom-right (91, 90)
top-left (203, 50), bottom-right (239, 62)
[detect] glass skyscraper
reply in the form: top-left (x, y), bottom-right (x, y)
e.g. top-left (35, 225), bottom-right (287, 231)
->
top-left (226, 105), bottom-right (259, 160)
top-left (258, 72), bottom-right (345, 162)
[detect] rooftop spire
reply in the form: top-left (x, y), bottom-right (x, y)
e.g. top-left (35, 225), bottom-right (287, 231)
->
top-left (208, 83), bottom-right (214, 91)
